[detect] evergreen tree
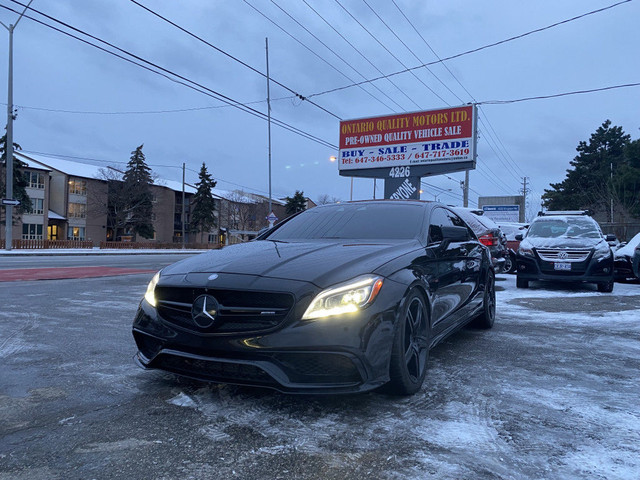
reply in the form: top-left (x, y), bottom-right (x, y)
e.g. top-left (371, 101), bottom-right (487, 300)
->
top-left (122, 144), bottom-right (154, 239)
top-left (285, 190), bottom-right (307, 215)
top-left (0, 131), bottom-right (31, 226)
top-left (190, 162), bottom-right (218, 242)
top-left (542, 120), bottom-right (640, 219)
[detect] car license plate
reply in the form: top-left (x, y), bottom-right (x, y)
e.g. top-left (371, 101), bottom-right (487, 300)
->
top-left (554, 262), bottom-right (571, 271)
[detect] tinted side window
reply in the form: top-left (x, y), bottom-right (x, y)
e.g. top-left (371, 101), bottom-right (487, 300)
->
top-left (429, 208), bottom-right (454, 243)
top-left (447, 211), bottom-right (477, 240)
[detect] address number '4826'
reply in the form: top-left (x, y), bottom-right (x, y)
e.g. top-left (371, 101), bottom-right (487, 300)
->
top-left (389, 166), bottom-right (410, 178)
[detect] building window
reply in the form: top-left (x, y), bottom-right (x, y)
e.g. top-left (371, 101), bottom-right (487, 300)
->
top-left (67, 226), bottom-right (86, 240)
top-left (48, 224), bottom-right (58, 240)
top-left (31, 198), bottom-right (44, 215)
top-left (68, 202), bottom-right (87, 218)
top-left (29, 172), bottom-right (45, 189)
top-left (22, 223), bottom-right (44, 240)
top-left (68, 179), bottom-right (87, 195)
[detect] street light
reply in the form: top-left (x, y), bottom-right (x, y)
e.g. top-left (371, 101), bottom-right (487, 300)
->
top-left (434, 188), bottom-right (452, 202)
top-left (1, 0), bottom-right (34, 250)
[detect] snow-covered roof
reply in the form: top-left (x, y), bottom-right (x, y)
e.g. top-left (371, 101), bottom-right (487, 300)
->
top-left (16, 152), bottom-right (105, 180)
top-left (15, 154), bottom-right (51, 172)
top-left (211, 188), bottom-right (256, 204)
top-left (154, 178), bottom-right (197, 195)
top-left (48, 210), bottom-right (66, 220)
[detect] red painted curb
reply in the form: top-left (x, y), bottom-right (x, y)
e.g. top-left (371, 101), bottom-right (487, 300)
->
top-left (0, 267), bottom-right (156, 282)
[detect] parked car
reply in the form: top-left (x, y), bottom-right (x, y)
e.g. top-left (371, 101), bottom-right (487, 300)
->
top-left (633, 244), bottom-right (640, 280)
top-left (132, 200), bottom-right (496, 395)
top-left (515, 211), bottom-right (615, 292)
top-left (499, 222), bottom-right (529, 273)
top-left (452, 207), bottom-right (509, 273)
top-left (614, 232), bottom-right (640, 282)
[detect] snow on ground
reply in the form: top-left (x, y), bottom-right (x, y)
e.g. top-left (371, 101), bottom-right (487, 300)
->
top-left (157, 274), bottom-right (640, 479)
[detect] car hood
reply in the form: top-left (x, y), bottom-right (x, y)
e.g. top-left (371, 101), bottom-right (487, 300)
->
top-left (525, 237), bottom-right (604, 250)
top-left (161, 239), bottom-right (421, 288)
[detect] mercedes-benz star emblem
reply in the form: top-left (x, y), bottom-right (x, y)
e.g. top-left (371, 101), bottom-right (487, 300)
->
top-left (191, 294), bottom-right (219, 328)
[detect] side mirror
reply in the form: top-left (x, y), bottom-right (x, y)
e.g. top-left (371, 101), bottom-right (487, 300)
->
top-left (515, 234), bottom-right (523, 241)
top-left (605, 234), bottom-right (616, 242)
top-left (441, 226), bottom-right (469, 243)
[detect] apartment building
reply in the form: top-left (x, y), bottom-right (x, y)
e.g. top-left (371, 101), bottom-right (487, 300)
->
top-left (6, 152), bottom-right (290, 246)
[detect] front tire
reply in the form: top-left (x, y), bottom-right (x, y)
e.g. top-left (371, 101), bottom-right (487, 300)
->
top-left (516, 276), bottom-right (529, 288)
top-left (386, 290), bottom-right (430, 396)
top-left (474, 271), bottom-right (496, 329)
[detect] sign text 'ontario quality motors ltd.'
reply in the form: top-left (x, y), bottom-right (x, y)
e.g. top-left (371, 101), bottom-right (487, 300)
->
top-left (338, 105), bottom-right (476, 172)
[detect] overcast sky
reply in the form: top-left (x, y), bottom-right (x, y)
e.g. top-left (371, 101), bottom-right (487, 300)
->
top-left (1, 0), bottom-right (638, 217)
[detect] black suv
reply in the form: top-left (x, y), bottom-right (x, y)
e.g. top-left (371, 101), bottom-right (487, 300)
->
top-left (515, 211), bottom-right (615, 292)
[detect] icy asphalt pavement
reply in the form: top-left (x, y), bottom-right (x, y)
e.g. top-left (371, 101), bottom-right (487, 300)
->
top-left (0, 273), bottom-right (638, 480)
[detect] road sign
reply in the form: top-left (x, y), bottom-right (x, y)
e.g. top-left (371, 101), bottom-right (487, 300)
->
top-left (266, 212), bottom-right (278, 222)
top-left (1, 198), bottom-right (20, 206)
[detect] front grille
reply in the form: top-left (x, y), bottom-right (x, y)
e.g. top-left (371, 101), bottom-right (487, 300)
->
top-left (274, 353), bottom-right (361, 384)
top-left (155, 286), bottom-right (294, 334)
top-left (536, 249), bottom-right (591, 262)
top-left (156, 354), bottom-right (277, 386)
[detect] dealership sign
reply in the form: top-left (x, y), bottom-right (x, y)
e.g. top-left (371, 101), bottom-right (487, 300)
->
top-left (482, 205), bottom-right (520, 223)
top-left (338, 105), bottom-right (477, 177)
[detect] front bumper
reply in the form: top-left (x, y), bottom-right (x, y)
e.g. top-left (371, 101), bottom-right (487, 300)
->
top-left (516, 252), bottom-right (614, 284)
top-left (132, 281), bottom-right (404, 394)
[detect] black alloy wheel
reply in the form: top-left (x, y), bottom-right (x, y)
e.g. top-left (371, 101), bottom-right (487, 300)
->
top-left (386, 290), bottom-right (430, 395)
top-left (503, 255), bottom-right (514, 274)
top-left (474, 271), bottom-right (496, 329)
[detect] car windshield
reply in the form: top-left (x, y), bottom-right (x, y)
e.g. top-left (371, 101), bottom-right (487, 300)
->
top-left (266, 203), bottom-right (424, 241)
top-left (527, 217), bottom-right (602, 239)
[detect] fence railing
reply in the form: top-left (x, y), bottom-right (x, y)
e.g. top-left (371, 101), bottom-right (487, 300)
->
top-left (0, 239), bottom-right (223, 250)
top-left (99, 241), bottom-right (222, 250)
top-left (10, 239), bottom-right (95, 249)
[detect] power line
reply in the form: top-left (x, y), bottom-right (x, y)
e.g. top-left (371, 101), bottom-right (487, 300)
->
top-left (3, 97), bottom-right (295, 115)
top-left (266, 0), bottom-right (402, 113)
top-left (307, 0), bottom-right (632, 98)
top-left (477, 82), bottom-right (640, 105)
top-left (299, 0), bottom-right (412, 111)
top-left (359, 0), bottom-right (450, 105)
top-left (1, 2), bottom-right (338, 150)
top-left (19, 149), bottom-right (291, 198)
top-left (332, 0), bottom-right (422, 109)
top-left (390, 0), bottom-right (471, 104)
top-left (240, 0), bottom-right (398, 113)
top-left (127, 0), bottom-right (341, 120)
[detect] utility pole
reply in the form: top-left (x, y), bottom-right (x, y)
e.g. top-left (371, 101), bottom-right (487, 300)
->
top-left (610, 162), bottom-right (614, 223)
top-left (463, 170), bottom-right (469, 207)
top-left (181, 162), bottom-right (185, 248)
top-left (265, 38), bottom-right (272, 217)
top-left (1, 0), bottom-right (33, 250)
top-left (521, 176), bottom-right (529, 222)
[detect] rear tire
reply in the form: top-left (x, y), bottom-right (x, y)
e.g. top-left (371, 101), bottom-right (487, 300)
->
top-left (597, 281), bottom-right (614, 293)
top-left (386, 290), bottom-right (430, 396)
top-left (516, 277), bottom-right (529, 288)
top-left (505, 253), bottom-right (517, 274)
top-left (474, 271), bottom-right (496, 329)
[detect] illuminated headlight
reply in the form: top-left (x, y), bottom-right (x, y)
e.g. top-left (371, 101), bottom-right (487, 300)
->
top-left (302, 275), bottom-right (384, 320)
top-left (144, 271), bottom-right (161, 307)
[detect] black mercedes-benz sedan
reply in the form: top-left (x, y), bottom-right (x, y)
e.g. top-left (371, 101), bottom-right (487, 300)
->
top-left (132, 200), bottom-right (495, 395)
